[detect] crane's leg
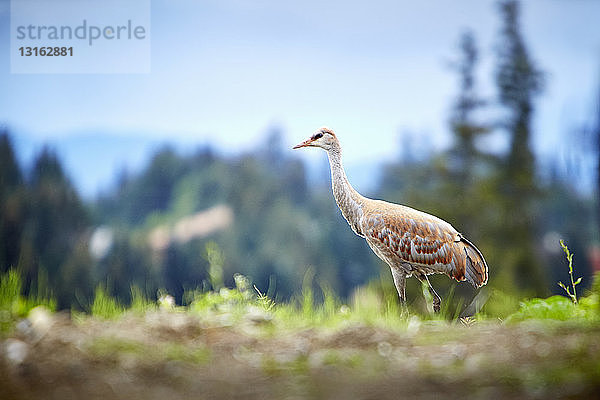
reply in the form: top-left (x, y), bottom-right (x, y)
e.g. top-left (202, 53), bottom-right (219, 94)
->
top-left (390, 267), bottom-right (406, 304)
top-left (416, 273), bottom-right (442, 313)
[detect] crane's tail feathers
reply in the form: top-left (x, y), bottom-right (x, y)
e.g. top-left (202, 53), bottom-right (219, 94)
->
top-left (461, 237), bottom-right (488, 288)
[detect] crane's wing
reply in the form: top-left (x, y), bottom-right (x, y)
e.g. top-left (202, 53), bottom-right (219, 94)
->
top-left (361, 203), bottom-right (488, 287)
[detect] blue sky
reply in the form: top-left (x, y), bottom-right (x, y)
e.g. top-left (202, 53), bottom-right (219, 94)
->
top-left (1, 0), bottom-right (599, 196)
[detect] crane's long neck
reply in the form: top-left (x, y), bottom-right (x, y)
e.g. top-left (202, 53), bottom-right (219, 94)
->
top-left (327, 142), bottom-right (365, 235)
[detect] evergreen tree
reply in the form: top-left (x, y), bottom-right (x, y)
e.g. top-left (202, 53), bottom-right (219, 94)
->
top-left (0, 132), bottom-right (26, 272)
top-left (449, 32), bottom-right (489, 179)
top-left (0, 132), bottom-right (22, 191)
top-left (495, 0), bottom-right (546, 295)
top-left (446, 31), bottom-right (491, 235)
top-left (25, 147), bottom-right (92, 308)
top-left (594, 71), bottom-right (600, 238)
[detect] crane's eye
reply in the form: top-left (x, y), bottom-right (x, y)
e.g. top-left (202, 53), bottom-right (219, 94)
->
top-left (313, 132), bottom-right (323, 140)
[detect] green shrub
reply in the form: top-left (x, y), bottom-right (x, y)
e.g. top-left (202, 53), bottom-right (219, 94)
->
top-left (506, 295), bottom-right (598, 323)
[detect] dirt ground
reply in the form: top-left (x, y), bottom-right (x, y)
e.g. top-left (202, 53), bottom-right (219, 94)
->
top-left (2, 308), bottom-right (599, 400)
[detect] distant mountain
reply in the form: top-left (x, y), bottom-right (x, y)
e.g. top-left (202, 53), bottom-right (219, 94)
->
top-left (11, 131), bottom-right (383, 200)
top-left (12, 132), bottom-right (198, 198)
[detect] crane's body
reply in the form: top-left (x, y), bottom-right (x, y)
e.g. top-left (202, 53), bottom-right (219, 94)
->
top-left (294, 127), bottom-right (488, 312)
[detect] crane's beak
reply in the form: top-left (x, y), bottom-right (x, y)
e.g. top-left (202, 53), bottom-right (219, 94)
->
top-left (293, 137), bottom-right (314, 149)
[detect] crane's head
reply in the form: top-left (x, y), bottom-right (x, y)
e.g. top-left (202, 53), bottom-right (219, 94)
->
top-left (293, 127), bottom-right (337, 151)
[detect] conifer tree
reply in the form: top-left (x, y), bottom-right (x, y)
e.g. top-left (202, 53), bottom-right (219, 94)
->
top-left (26, 147), bottom-right (92, 307)
top-left (0, 132), bottom-right (25, 272)
top-left (495, 0), bottom-right (546, 294)
top-left (446, 31), bottom-right (491, 236)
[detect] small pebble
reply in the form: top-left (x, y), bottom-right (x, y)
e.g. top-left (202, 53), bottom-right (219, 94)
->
top-left (5, 338), bottom-right (29, 365)
top-left (377, 341), bottom-right (392, 357)
top-left (28, 306), bottom-right (54, 340)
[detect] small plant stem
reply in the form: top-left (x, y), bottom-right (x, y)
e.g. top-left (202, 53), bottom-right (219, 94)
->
top-left (569, 263), bottom-right (577, 304)
top-left (559, 240), bottom-right (581, 305)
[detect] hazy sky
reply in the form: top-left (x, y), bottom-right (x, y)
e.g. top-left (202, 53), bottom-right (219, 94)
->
top-left (1, 0), bottom-right (599, 194)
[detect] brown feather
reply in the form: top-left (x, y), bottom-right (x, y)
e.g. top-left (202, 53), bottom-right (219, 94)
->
top-left (361, 199), bottom-right (488, 287)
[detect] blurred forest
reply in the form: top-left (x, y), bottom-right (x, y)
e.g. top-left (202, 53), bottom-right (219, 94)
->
top-left (1, 0), bottom-right (598, 311)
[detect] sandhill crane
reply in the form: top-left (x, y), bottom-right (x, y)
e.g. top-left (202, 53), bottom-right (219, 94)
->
top-left (293, 127), bottom-right (488, 312)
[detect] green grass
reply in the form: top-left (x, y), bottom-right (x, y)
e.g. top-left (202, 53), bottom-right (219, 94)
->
top-left (506, 293), bottom-right (599, 323)
top-left (2, 265), bottom-right (600, 339)
top-left (2, 258), bottom-right (599, 399)
top-left (130, 285), bottom-right (157, 314)
top-left (0, 269), bottom-right (55, 334)
top-left (91, 285), bottom-right (124, 319)
top-left (504, 242), bottom-right (599, 323)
